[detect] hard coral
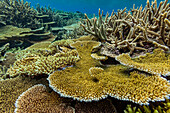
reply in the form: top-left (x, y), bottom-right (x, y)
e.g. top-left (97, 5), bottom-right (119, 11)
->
top-left (0, 0), bottom-right (40, 28)
top-left (48, 40), bottom-right (170, 105)
top-left (15, 84), bottom-right (75, 113)
top-left (0, 25), bottom-right (53, 47)
top-left (7, 50), bottom-right (79, 77)
top-left (124, 99), bottom-right (170, 113)
top-left (81, 0), bottom-right (170, 58)
top-left (115, 48), bottom-right (170, 76)
top-left (0, 76), bottom-right (49, 112)
top-left (48, 41), bottom-right (107, 102)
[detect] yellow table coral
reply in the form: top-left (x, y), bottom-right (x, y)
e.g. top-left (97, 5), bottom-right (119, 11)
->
top-left (115, 48), bottom-right (170, 76)
top-left (48, 41), bottom-right (170, 105)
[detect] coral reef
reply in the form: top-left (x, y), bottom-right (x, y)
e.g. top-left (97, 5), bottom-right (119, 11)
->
top-left (124, 99), bottom-right (170, 113)
top-left (0, 0), bottom-right (40, 28)
top-left (81, 0), bottom-right (170, 58)
top-left (0, 76), bottom-right (49, 112)
top-left (0, 43), bottom-right (9, 56)
top-left (15, 84), bottom-right (75, 113)
top-left (0, 65), bottom-right (7, 79)
top-left (115, 48), bottom-right (170, 76)
top-left (0, 25), bottom-right (54, 47)
top-left (7, 49), bottom-right (79, 77)
top-left (48, 40), bottom-right (170, 105)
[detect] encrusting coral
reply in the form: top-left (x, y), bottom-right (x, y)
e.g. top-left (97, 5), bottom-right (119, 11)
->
top-left (115, 48), bottom-right (170, 76)
top-left (15, 84), bottom-right (75, 113)
top-left (0, 76), bottom-right (49, 112)
top-left (7, 49), bottom-right (79, 78)
top-left (48, 40), bottom-right (170, 105)
top-left (81, 0), bottom-right (170, 58)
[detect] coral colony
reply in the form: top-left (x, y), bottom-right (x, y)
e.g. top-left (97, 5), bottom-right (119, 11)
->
top-left (0, 0), bottom-right (169, 112)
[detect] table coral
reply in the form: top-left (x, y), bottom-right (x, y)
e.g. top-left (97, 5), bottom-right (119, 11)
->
top-left (0, 25), bottom-right (53, 47)
top-left (115, 48), bottom-right (170, 76)
top-left (48, 40), bottom-right (170, 105)
top-left (81, 0), bottom-right (170, 58)
top-left (0, 76), bottom-right (49, 112)
top-left (7, 49), bottom-right (79, 77)
top-left (48, 41), bottom-right (108, 102)
top-left (15, 84), bottom-right (75, 113)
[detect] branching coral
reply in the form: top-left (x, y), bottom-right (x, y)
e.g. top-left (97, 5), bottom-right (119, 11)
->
top-left (0, 65), bottom-right (8, 79)
top-left (124, 99), bottom-right (170, 113)
top-left (0, 0), bottom-right (40, 28)
top-left (0, 76), bottom-right (49, 112)
top-left (7, 49), bottom-right (79, 77)
top-left (15, 84), bottom-right (75, 113)
top-left (48, 40), bottom-right (170, 105)
top-left (81, 0), bottom-right (170, 58)
top-left (115, 48), bottom-right (170, 76)
top-left (0, 43), bottom-right (9, 56)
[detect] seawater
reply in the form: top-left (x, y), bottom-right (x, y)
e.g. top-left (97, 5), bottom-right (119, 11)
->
top-left (26, 0), bottom-right (164, 15)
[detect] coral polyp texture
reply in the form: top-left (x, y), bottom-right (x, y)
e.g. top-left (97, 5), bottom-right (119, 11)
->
top-left (115, 48), bottom-right (170, 76)
top-left (7, 49), bottom-right (79, 77)
top-left (48, 40), bottom-right (170, 105)
top-left (48, 40), bottom-right (108, 102)
top-left (81, 0), bottom-right (170, 58)
top-left (15, 84), bottom-right (75, 113)
top-left (0, 76), bottom-right (48, 112)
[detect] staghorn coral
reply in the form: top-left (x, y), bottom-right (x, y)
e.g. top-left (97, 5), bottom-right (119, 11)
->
top-left (15, 84), bottom-right (75, 113)
top-left (48, 40), bottom-right (170, 105)
top-left (7, 49), bottom-right (79, 78)
top-left (115, 48), bottom-right (170, 76)
top-left (75, 99), bottom-right (117, 113)
top-left (0, 65), bottom-right (8, 79)
top-left (124, 99), bottom-right (170, 113)
top-left (81, 0), bottom-right (170, 58)
top-left (0, 43), bottom-right (9, 56)
top-left (0, 76), bottom-right (49, 112)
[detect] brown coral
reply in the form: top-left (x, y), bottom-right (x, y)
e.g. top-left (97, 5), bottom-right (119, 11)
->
top-left (48, 40), bottom-right (170, 105)
top-left (0, 76), bottom-right (49, 112)
top-left (15, 84), bottom-right (75, 113)
top-left (115, 48), bottom-right (170, 76)
top-left (81, 0), bottom-right (170, 58)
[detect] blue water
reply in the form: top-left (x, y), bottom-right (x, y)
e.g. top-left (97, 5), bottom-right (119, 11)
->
top-left (27, 0), bottom-right (164, 15)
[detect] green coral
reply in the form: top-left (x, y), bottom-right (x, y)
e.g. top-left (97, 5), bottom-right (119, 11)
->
top-left (124, 99), bottom-right (170, 113)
